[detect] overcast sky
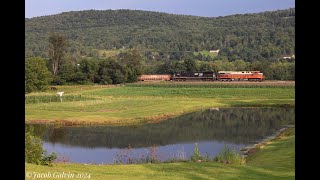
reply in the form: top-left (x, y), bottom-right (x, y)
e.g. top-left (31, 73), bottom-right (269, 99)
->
top-left (26, 0), bottom-right (295, 18)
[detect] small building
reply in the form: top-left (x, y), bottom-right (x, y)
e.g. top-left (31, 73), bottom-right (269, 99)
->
top-left (282, 54), bottom-right (295, 59)
top-left (210, 49), bottom-right (220, 53)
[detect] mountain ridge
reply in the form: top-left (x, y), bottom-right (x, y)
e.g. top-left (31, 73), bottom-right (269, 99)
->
top-left (25, 8), bottom-right (295, 61)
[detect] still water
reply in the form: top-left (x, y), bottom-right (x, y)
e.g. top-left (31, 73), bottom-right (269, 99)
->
top-left (26, 108), bottom-right (294, 164)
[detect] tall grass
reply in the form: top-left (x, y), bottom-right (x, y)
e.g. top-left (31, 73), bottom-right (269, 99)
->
top-left (191, 143), bottom-right (202, 162)
top-left (165, 147), bottom-right (187, 163)
top-left (113, 143), bottom-right (246, 165)
top-left (25, 95), bottom-right (95, 104)
top-left (113, 145), bottom-right (161, 164)
top-left (213, 144), bottom-right (245, 165)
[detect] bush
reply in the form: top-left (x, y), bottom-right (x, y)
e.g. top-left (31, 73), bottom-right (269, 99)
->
top-left (41, 151), bottom-right (57, 166)
top-left (25, 131), bottom-right (43, 164)
top-left (25, 129), bottom-right (57, 166)
top-left (25, 57), bottom-right (53, 93)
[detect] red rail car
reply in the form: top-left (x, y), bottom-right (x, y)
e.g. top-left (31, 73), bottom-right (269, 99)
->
top-left (138, 74), bottom-right (172, 81)
top-left (217, 71), bottom-right (265, 82)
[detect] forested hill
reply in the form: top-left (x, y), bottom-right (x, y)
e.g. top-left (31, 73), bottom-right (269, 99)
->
top-left (25, 8), bottom-right (295, 61)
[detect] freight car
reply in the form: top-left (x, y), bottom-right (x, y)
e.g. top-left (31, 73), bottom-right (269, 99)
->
top-left (217, 71), bottom-right (265, 82)
top-left (172, 71), bottom-right (216, 81)
top-left (138, 74), bottom-right (172, 81)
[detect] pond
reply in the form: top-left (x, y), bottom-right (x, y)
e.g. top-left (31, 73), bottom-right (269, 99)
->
top-left (26, 108), bottom-right (295, 164)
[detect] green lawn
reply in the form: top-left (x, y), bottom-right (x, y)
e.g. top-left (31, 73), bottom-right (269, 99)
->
top-left (25, 129), bottom-right (295, 180)
top-left (246, 128), bottom-right (295, 173)
top-left (194, 50), bottom-right (218, 58)
top-left (96, 49), bottom-right (127, 58)
top-left (25, 83), bottom-right (294, 125)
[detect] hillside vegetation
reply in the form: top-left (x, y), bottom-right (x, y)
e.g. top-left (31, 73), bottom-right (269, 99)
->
top-left (26, 8), bottom-right (295, 61)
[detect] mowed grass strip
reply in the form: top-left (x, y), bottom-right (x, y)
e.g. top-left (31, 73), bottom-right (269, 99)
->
top-left (85, 86), bottom-right (294, 99)
top-left (25, 85), bottom-right (294, 125)
top-left (25, 130), bottom-right (295, 179)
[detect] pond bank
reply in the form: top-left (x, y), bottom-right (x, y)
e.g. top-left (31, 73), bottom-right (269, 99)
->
top-left (25, 106), bottom-right (294, 126)
top-left (241, 125), bottom-right (295, 158)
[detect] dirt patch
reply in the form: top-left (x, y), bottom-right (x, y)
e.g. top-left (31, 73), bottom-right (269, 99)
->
top-left (25, 119), bottom-right (109, 126)
top-left (143, 113), bottom-right (180, 124)
top-left (25, 113), bottom-right (181, 127)
top-left (25, 119), bottom-right (54, 124)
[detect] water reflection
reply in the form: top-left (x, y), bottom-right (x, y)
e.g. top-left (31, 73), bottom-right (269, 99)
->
top-left (26, 108), bottom-right (294, 163)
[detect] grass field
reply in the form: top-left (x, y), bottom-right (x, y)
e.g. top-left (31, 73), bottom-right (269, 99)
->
top-left (25, 82), bottom-right (295, 125)
top-left (96, 49), bottom-right (126, 58)
top-left (25, 128), bottom-right (295, 179)
top-left (194, 50), bottom-right (218, 58)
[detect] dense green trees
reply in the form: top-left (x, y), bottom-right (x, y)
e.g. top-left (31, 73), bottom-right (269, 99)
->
top-left (118, 49), bottom-right (145, 82)
top-left (79, 59), bottom-right (99, 83)
top-left (94, 49), bottom-right (144, 84)
top-left (25, 57), bottom-right (53, 93)
top-left (97, 59), bottom-right (124, 84)
top-left (45, 48), bottom-right (145, 86)
top-left (25, 9), bottom-right (294, 62)
top-left (269, 61), bottom-right (295, 80)
top-left (184, 58), bottom-right (197, 72)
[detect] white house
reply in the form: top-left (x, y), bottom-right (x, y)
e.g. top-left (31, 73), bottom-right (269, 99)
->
top-left (282, 54), bottom-right (295, 59)
top-left (210, 49), bottom-right (220, 53)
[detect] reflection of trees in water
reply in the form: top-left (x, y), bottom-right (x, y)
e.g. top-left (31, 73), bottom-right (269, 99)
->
top-left (27, 108), bottom-right (294, 148)
top-left (26, 124), bottom-right (68, 143)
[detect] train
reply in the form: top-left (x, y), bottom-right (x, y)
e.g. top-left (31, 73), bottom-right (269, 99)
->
top-left (138, 71), bottom-right (265, 82)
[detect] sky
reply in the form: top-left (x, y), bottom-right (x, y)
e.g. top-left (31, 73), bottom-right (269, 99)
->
top-left (25, 0), bottom-right (295, 18)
